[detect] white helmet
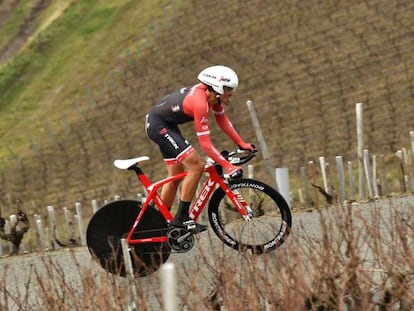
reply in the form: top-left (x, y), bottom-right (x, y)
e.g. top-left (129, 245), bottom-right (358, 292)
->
top-left (197, 65), bottom-right (239, 95)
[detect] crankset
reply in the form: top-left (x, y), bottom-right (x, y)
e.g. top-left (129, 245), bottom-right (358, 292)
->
top-left (167, 227), bottom-right (194, 253)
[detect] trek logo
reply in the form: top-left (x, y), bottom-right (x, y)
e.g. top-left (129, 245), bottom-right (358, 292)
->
top-left (202, 73), bottom-right (230, 83)
top-left (164, 132), bottom-right (179, 149)
top-left (202, 73), bottom-right (216, 79)
top-left (189, 179), bottom-right (216, 218)
top-left (160, 128), bottom-right (179, 149)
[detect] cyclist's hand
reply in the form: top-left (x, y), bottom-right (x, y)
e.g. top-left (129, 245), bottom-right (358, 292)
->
top-left (238, 142), bottom-right (256, 152)
top-left (16, 211), bottom-right (28, 222)
top-left (227, 165), bottom-right (243, 180)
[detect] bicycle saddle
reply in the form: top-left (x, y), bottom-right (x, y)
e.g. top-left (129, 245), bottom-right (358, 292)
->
top-left (114, 156), bottom-right (150, 170)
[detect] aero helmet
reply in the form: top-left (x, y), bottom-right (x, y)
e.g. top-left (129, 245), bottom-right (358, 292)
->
top-left (197, 65), bottom-right (239, 95)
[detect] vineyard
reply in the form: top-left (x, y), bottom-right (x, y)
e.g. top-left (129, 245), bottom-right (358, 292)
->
top-left (0, 0), bottom-right (413, 216)
top-left (0, 2), bottom-right (414, 309)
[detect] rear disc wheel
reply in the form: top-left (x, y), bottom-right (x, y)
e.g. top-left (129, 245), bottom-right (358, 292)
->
top-left (86, 200), bottom-right (170, 277)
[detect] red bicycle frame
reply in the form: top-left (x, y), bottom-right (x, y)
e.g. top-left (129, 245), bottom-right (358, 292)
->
top-left (126, 164), bottom-right (249, 245)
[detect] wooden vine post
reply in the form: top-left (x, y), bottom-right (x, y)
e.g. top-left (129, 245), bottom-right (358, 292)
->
top-left (246, 100), bottom-right (277, 189)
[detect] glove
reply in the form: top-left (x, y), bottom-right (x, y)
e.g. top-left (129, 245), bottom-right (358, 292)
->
top-left (238, 142), bottom-right (256, 151)
top-left (17, 211), bottom-right (28, 222)
top-left (227, 164), bottom-right (243, 180)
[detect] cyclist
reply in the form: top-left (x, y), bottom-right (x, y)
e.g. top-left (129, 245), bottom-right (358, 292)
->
top-left (145, 65), bottom-right (255, 233)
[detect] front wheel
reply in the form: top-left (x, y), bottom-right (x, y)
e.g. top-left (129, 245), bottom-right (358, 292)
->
top-left (208, 178), bottom-right (291, 254)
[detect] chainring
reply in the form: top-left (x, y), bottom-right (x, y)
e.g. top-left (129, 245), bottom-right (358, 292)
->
top-left (167, 227), bottom-right (194, 253)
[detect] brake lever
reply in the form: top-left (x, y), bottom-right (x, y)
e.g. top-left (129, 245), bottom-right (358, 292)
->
top-left (235, 148), bottom-right (249, 154)
top-left (223, 149), bottom-right (258, 164)
top-left (228, 156), bottom-right (240, 164)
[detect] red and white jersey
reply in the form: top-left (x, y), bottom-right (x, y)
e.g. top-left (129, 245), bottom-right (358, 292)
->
top-left (149, 83), bottom-right (244, 170)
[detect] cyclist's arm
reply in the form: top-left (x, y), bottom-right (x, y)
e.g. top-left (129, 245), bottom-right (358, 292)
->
top-left (192, 104), bottom-right (237, 172)
top-left (198, 133), bottom-right (232, 167)
top-left (213, 106), bottom-right (250, 148)
top-left (183, 86), bottom-right (242, 173)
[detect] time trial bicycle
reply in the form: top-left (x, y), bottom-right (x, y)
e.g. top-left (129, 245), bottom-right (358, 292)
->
top-left (86, 149), bottom-right (291, 277)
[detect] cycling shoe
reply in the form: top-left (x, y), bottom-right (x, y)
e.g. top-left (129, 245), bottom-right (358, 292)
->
top-left (172, 218), bottom-right (207, 234)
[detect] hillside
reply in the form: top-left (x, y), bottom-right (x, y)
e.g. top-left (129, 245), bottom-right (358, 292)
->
top-left (0, 0), bottom-right (413, 213)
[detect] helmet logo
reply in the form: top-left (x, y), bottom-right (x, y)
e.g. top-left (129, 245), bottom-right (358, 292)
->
top-left (219, 76), bottom-right (230, 82)
top-left (198, 66), bottom-right (238, 94)
top-left (202, 73), bottom-right (216, 79)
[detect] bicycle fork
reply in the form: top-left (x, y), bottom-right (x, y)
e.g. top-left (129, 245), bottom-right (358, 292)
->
top-left (231, 189), bottom-right (254, 220)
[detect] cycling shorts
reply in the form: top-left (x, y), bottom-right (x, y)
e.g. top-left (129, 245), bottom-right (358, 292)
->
top-left (145, 113), bottom-right (194, 165)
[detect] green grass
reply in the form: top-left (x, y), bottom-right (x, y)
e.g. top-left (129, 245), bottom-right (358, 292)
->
top-left (0, 0), bottom-right (34, 50)
top-left (0, 1), bottom-right (125, 104)
top-left (0, 0), bottom-right (178, 164)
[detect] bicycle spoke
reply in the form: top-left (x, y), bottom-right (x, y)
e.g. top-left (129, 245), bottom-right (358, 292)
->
top-left (221, 190), bottom-right (283, 246)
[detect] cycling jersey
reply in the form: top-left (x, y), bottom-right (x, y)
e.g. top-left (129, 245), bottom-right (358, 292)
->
top-left (146, 83), bottom-right (245, 171)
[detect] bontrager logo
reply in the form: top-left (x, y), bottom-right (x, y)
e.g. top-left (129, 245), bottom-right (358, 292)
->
top-left (231, 183), bottom-right (264, 190)
top-left (264, 221), bottom-right (288, 250)
top-left (211, 212), bottom-right (236, 246)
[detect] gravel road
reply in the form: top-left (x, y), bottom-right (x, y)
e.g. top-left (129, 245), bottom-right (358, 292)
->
top-left (1, 194), bottom-right (413, 310)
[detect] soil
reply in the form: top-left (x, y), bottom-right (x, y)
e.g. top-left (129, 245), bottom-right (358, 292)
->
top-left (0, 0), bottom-right (49, 63)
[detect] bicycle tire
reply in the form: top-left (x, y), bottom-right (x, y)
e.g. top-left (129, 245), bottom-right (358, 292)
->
top-left (208, 178), bottom-right (291, 254)
top-left (86, 199), bottom-right (170, 277)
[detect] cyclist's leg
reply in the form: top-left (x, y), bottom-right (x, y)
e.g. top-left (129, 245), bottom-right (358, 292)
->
top-left (179, 150), bottom-right (204, 202)
top-left (160, 152), bottom-right (205, 210)
top-left (161, 163), bottom-right (184, 209)
top-left (172, 150), bottom-right (207, 232)
top-left (146, 115), bottom-right (202, 210)
top-left (146, 114), bottom-right (184, 208)
top-left (168, 149), bottom-right (207, 233)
